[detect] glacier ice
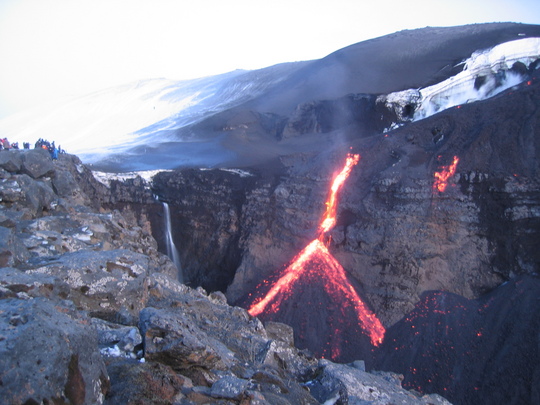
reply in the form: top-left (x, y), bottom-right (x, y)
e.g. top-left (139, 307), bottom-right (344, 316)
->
top-left (383, 38), bottom-right (540, 124)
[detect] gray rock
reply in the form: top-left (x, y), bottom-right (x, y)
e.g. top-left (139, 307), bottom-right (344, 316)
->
top-left (265, 321), bottom-right (295, 346)
top-left (20, 148), bottom-right (55, 179)
top-left (0, 227), bottom-right (29, 267)
top-left (24, 249), bottom-right (151, 322)
top-left (91, 318), bottom-right (142, 354)
top-left (0, 150), bottom-right (22, 173)
top-left (0, 298), bottom-right (109, 404)
top-left (210, 376), bottom-right (249, 400)
top-left (139, 306), bottom-right (229, 371)
top-left (0, 178), bottom-right (25, 203)
top-left (256, 339), bottom-right (316, 378)
top-left (104, 360), bottom-right (187, 405)
top-left (13, 174), bottom-right (57, 216)
top-left (310, 359), bottom-right (452, 405)
top-left (0, 267), bottom-right (70, 300)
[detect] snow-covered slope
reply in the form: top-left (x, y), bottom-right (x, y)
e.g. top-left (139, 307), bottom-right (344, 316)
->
top-left (0, 62), bottom-right (306, 159)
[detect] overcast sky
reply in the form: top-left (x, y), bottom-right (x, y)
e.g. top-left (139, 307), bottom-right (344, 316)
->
top-left (0, 0), bottom-right (539, 118)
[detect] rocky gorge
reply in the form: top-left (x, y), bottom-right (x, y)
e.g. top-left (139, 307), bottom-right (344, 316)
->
top-left (2, 23), bottom-right (540, 405)
top-left (0, 149), bottom-right (453, 404)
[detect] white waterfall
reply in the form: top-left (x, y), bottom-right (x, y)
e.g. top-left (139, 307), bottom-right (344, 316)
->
top-left (162, 202), bottom-right (183, 282)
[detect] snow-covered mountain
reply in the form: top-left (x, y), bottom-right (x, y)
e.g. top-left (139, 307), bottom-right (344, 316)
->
top-left (1, 23), bottom-right (539, 172)
top-left (0, 62), bottom-right (306, 159)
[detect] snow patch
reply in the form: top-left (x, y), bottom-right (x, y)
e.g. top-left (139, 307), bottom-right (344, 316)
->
top-left (92, 169), bottom-right (169, 186)
top-left (384, 38), bottom-right (540, 123)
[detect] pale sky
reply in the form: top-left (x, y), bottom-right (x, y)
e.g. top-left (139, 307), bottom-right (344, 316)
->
top-left (0, 0), bottom-right (539, 118)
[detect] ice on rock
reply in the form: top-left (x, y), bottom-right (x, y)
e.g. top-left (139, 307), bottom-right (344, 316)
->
top-left (385, 38), bottom-right (540, 123)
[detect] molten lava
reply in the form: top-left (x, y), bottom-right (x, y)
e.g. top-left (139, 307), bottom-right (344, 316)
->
top-left (247, 153), bottom-right (385, 357)
top-left (433, 156), bottom-right (459, 192)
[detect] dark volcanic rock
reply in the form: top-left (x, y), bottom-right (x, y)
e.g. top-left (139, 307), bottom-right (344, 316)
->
top-left (139, 306), bottom-right (231, 371)
top-left (0, 151), bottom-right (455, 404)
top-left (0, 298), bottom-right (109, 405)
top-left (0, 151), bottom-right (22, 172)
top-left (104, 360), bottom-right (187, 405)
top-left (25, 249), bottom-right (152, 323)
top-left (19, 148), bottom-right (55, 179)
top-left (372, 275), bottom-right (540, 405)
top-left (151, 167), bottom-right (263, 291)
top-left (308, 359), bottom-right (451, 404)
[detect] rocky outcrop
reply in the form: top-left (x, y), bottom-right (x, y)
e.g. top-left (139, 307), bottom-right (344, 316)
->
top-left (0, 149), bottom-right (441, 404)
top-left (0, 298), bottom-right (108, 405)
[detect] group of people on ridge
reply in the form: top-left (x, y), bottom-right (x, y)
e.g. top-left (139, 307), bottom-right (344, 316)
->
top-left (0, 137), bottom-right (65, 160)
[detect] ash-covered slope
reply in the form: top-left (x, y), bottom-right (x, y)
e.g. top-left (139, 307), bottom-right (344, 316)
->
top-left (373, 276), bottom-right (540, 405)
top-left (0, 62), bottom-right (307, 164)
top-left (247, 22), bottom-right (540, 115)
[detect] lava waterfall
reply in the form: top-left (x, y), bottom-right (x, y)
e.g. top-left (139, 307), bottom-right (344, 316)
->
top-left (245, 153), bottom-right (385, 361)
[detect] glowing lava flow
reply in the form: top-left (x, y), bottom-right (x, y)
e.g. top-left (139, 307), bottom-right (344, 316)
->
top-left (247, 153), bottom-right (385, 352)
top-left (433, 156), bottom-right (459, 192)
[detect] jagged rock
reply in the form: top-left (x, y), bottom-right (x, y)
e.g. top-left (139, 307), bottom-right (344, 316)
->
top-left (0, 267), bottom-right (70, 301)
top-left (91, 317), bottom-right (143, 355)
top-left (210, 375), bottom-right (250, 400)
top-left (256, 339), bottom-right (316, 379)
top-left (0, 177), bottom-right (25, 203)
top-left (308, 359), bottom-right (451, 405)
top-left (104, 359), bottom-right (187, 405)
top-left (0, 227), bottom-right (29, 267)
top-left (19, 148), bottom-right (55, 179)
top-left (16, 173), bottom-right (58, 215)
top-left (264, 321), bottom-right (295, 346)
top-left (139, 306), bottom-right (232, 371)
top-left (0, 151), bottom-right (22, 172)
top-left (24, 249), bottom-right (151, 323)
top-left (0, 298), bottom-right (109, 405)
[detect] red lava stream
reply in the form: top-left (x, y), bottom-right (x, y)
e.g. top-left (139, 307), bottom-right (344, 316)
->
top-left (247, 153), bottom-right (385, 356)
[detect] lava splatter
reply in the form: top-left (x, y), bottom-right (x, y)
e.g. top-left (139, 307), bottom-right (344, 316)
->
top-left (433, 156), bottom-right (459, 192)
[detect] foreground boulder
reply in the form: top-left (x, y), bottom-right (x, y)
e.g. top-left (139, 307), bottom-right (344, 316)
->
top-left (0, 298), bottom-right (109, 404)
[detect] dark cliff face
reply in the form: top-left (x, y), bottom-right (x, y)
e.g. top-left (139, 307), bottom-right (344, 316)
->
top-left (150, 168), bottom-right (267, 292)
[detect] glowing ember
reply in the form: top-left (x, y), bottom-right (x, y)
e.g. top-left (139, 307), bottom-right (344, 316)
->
top-left (247, 153), bottom-right (385, 353)
top-left (433, 156), bottom-right (459, 192)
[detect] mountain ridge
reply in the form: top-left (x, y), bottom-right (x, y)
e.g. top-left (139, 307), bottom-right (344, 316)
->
top-left (2, 22), bottom-right (540, 172)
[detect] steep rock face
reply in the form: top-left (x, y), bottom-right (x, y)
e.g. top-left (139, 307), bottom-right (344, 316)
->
top-left (221, 78), bottom-right (540, 325)
top-left (151, 168), bottom-right (264, 291)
